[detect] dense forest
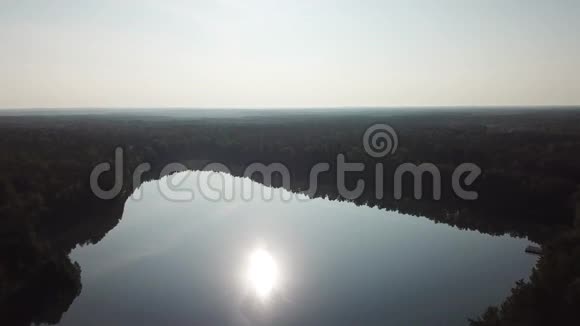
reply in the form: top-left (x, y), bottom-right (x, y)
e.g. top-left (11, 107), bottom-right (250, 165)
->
top-left (1, 108), bottom-right (580, 325)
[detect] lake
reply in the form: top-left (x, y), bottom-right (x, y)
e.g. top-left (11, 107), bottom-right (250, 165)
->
top-left (55, 171), bottom-right (537, 326)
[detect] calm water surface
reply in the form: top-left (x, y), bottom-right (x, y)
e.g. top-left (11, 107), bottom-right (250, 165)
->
top-left (56, 171), bottom-right (537, 326)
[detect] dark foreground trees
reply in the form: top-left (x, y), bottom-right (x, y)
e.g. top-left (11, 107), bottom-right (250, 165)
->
top-left (470, 229), bottom-right (580, 326)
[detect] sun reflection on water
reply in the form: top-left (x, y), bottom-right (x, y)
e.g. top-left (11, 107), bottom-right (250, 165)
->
top-left (246, 247), bottom-right (280, 301)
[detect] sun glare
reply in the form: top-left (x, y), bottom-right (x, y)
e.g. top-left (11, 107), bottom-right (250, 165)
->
top-left (246, 248), bottom-right (280, 300)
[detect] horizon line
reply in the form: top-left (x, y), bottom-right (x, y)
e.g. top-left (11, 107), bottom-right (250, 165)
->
top-left (2, 105), bottom-right (580, 111)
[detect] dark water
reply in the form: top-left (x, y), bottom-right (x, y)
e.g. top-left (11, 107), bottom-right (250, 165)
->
top-left (55, 171), bottom-right (537, 326)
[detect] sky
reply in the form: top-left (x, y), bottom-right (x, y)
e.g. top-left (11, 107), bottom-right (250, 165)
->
top-left (0, 0), bottom-right (579, 108)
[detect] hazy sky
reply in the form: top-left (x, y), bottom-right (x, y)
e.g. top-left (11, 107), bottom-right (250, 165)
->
top-left (1, 0), bottom-right (579, 108)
